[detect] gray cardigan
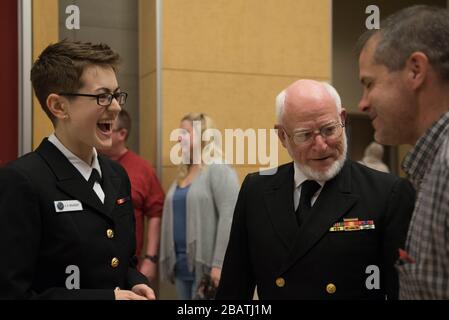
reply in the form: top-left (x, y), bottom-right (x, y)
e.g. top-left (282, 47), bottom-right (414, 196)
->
top-left (159, 163), bottom-right (240, 283)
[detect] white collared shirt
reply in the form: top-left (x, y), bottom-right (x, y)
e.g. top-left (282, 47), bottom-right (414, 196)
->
top-left (48, 133), bottom-right (105, 203)
top-left (293, 162), bottom-right (324, 211)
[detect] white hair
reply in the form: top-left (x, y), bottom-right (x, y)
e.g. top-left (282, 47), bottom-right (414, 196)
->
top-left (275, 82), bottom-right (342, 124)
top-left (321, 82), bottom-right (342, 113)
top-left (275, 89), bottom-right (286, 124)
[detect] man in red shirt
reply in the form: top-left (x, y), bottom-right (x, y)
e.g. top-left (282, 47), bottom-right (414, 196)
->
top-left (99, 110), bottom-right (164, 283)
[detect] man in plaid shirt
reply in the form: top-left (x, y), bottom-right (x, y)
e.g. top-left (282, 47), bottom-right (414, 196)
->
top-left (357, 5), bottom-right (449, 299)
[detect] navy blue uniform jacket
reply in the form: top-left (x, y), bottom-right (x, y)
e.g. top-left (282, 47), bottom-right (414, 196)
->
top-left (217, 161), bottom-right (415, 300)
top-left (0, 139), bottom-right (148, 299)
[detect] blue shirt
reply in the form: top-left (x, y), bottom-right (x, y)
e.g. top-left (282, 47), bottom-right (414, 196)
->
top-left (173, 185), bottom-right (194, 280)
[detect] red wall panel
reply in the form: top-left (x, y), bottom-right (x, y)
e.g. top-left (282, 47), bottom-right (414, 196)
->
top-left (0, 1), bottom-right (18, 165)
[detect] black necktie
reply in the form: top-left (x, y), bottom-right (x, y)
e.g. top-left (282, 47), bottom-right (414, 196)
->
top-left (295, 180), bottom-right (321, 226)
top-left (88, 168), bottom-right (102, 189)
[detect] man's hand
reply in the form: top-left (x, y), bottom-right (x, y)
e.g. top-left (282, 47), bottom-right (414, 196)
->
top-left (139, 258), bottom-right (157, 283)
top-left (114, 288), bottom-right (148, 300)
top-left (210, 267), bottom-right (222, 288)
top-left (131, 283), bottom-right (156, 300)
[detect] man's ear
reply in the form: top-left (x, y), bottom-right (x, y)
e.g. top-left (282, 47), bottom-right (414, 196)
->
top-left (405, 52), bottom-right (429, 90)
top-left (274, 124), bottom-right (287, 148)
top-left (47, 93), bottom-right (68, 121)
top-left (340, 108), bottom-right (347, 125)
top-left (118, 128), bottom-right (128, 142)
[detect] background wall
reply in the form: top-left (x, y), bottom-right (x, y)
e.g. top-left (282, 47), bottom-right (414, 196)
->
top-left (139, 0), bottom-right (158, 169)
top-left (159, 0), bottom-right (332, 191)
top-left (32, 0), bottom-right (58, 149)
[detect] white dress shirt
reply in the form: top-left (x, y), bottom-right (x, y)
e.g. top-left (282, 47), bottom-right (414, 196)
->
top-left (48, 133), bottom-right (105, 203)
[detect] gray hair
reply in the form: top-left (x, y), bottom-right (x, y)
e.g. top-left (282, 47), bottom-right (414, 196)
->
top-left (322, 82), bottom-right (342, 112)
top-left (275, 82), bottom-right (342, 123)
top-left (358, 5), bottom-right (449, 82)
top-left (275, 89), bottom-right (286, 124)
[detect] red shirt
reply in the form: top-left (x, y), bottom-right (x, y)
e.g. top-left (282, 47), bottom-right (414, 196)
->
top-left (117, 150), bottom-right (164, 257)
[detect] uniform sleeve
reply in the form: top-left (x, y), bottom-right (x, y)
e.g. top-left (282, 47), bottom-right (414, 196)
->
top-left (120, 167), bottom-right (151, 289)
top-left (216, 173), bottom-right (255, 299)
top-left (0, 166), bottom-right (41, 299)
top-left (381, 177), bottom-right (415, 300)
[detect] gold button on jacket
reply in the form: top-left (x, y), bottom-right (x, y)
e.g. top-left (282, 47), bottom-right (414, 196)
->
top-left (326, 283), bottom-right (336, 294)
top-left (275, 277), bottom-right (285, 288)
top-left (106, 229), bottom-right (114, 239)
top-left (111, 257), bottom-right (119, 268)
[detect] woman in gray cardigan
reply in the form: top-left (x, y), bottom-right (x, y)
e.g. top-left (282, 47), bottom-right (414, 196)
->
top-left (159, 113), bottom-right (239, 299)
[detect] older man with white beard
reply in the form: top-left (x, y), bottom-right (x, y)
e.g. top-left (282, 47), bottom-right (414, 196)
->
top-left (216, 79), bottom-right (415, 300)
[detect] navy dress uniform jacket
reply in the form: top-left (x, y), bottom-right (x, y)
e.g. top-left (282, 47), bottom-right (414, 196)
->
top-left (216, 160), bottom-right (415, 300)
top-left (0, 139), bottom-right (148, 299)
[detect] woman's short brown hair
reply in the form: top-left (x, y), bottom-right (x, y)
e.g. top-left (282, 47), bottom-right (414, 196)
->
top-left (30, 40), bottom-right (120, 123)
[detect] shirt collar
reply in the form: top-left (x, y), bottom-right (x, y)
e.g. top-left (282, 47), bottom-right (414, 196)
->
top-left (293, 162), bottom-right (324, 189)
top-left (402, 110), bottom-right (449, 188)
top-left (48, 133), bottom-right (102, 181)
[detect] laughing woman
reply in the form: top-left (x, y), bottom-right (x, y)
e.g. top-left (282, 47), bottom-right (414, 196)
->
top-left (0, 40), bottom-right (154, 300)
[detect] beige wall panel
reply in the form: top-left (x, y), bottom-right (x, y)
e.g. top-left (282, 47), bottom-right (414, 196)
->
top-left (139, 0), bottom-right (157, 166)
top-left (139, 0), bottom-right (157, 76)
top-left (32, 0), bottom-right (59, 149)
top-left (277, 146), bottom-right (292, 166)
top-left (161, 70), bottom-right (328, 166)
top-left (162, 166), bottom-right (178, 192)
top-left (163, 0), bottom-right (330, 78)
top-left (139, 72), bottom-right (158, 165)
top-left (161, 70), bottom-right (306, 184)
top-left (232, 165), bottom-right (270, 185)
top-left (161, 0), bottom-right (331, 189)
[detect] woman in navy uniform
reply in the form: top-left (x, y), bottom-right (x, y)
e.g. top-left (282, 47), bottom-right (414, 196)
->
top-left (0, 40), bottom-right (154, 300)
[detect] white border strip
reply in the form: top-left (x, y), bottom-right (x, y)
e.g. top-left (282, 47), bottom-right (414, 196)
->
top-left (18, 0), bottom-right (33, 156)
top-left (156, 0), bottom-right (162, 179)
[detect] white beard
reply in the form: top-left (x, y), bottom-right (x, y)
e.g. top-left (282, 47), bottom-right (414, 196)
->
top-left (296, 133), bottom-right (347, 181)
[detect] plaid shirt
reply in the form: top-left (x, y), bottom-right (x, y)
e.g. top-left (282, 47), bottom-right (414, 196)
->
top-left (399, 110), bottom-right (449, 299)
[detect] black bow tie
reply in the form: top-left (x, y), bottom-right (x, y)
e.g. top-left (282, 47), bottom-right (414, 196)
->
top-left (88, 168), bottom-right (102, 188)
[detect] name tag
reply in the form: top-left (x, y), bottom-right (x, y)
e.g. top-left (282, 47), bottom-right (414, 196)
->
top-left (54, 200), bottom-right (83, 213)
